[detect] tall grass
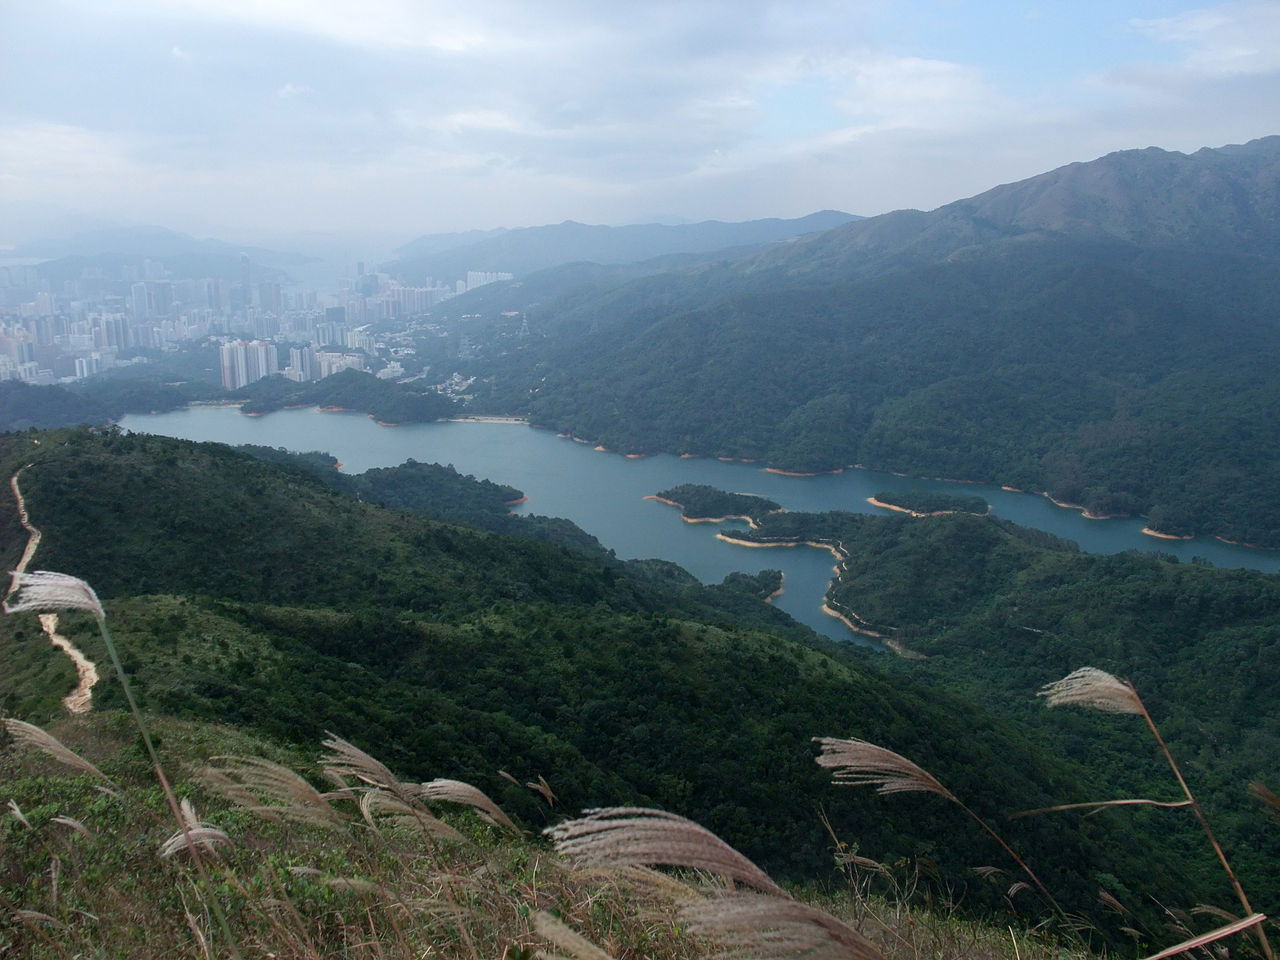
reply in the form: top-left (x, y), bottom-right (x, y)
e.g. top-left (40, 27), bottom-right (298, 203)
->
top-left (1, 573), bottom-right (1265, 959)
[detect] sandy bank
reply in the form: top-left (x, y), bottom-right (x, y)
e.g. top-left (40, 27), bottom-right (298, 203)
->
top-left (764, 577), bottom-right (785, 604)
top-left (1214, 535), bottom-right (1273, 549)
top-left (593, 445), bottom-right (609, 452)
top-left (625, 453), bottom-right (647, 459)
top-left (449, 415), bottom-right (528, 424)
top-left (1142, 526), bottom-right (1194, 541)
top-left (866, 497), bottom-right (988, 518)
top-left (374, 420), bottom-right (401, 427)
top-left (644, 495), bottom-right (763, 529)
top-left (317, 405), bottom-right (355, 413)
top-left (765, 467), bottom-right (845, 477)
top-left (505, 496), bottom-right (529, 507)
top-left (714, 533), bottom-right (843, 561)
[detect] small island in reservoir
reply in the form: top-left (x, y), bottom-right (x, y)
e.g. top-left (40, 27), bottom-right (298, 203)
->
top-left (647, 483), bottom-right (782, 526)
top-left (867, 490), bottom-right (990, 517)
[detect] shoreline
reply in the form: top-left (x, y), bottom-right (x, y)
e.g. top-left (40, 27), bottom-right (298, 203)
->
top-left (864, 497), bottom-right (987, 519)
top-left (643, 495), bottom-right (769, 530)
top-left (505, 496), bottom-right (529, 506)
top-left (764, 573), bottom-right (785, 604)
top-left (1142, 526), bottom-right (1194, 541)
top-left (764, 467), bottom-right (845, 478)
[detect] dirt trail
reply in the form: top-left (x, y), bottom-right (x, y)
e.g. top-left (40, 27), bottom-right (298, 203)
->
top-left (9, 467), bottom-right (99, 714)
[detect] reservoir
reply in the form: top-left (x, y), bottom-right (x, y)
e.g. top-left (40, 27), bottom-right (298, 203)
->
top-left (121, 407), bottom-right (1280, 644)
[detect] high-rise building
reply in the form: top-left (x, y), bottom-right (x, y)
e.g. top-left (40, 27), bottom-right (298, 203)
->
top-left (220, 343), bottom-right (247, 391)
top-left (131, 282), bottom-right (149, 320)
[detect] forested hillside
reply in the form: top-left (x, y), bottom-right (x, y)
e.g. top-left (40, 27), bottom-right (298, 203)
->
top-left (0, 427), bottom-right (1210, 933)
top-left (465, 138), bottom-right (1280, 546)
top-left (727, 504), bottom-right (1280, 914)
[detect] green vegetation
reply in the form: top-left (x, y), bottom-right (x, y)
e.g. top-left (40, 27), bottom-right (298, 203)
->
top-left (464, 140), bottom-right (1280, 546)
top-left (735, 504), bottom-right (1280, 922)
top-left (237, 369), bottom-right (456, 423)
top-left (0, 427), bottom-right (1216, 939)
top-left (0, 711), bottom-right (1092, 960)
top-left (653, 484), bottom-right (780, 521)
top-left (871, 491), bottom-right (988, 516)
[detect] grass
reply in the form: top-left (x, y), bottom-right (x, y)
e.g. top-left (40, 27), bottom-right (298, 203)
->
top-left (0, 710), bottom-right (1094, 960)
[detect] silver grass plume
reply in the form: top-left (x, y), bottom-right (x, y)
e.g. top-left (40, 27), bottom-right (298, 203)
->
top-left (546, 807), bottom-right (786, 897)
top-left (320, 733), bottom-right (412, 800)
top-left (356, 789), bottom-right (466, 843)
top-left (681, 892), bottom-right (886, 960)
top-left (4, 571), bottom-right (104, 618)
top-left (159, 799), bottom-right (231, 859)
top-left (201, 757), bottom-right (344, 828)
top-left (8, 799), bottom-right (31, 829)
top-left (50, 815), bottom-right (94, 840)
top-left (3, 718), bottom-right (111, 783)
top-left (532, 911), bottom-right (617, 960)
top-left (1038, 667), bottom-right (1143, 715)
top-left (418, 778), bottom-right (520, 834)
top-left (812, 738), bottom-right (956, 800)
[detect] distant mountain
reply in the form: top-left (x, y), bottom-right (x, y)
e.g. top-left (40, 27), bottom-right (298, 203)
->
top-left (393, 227), bottom-right (509, 260)
top-left (13, 226), bottom-right (316, 268)
top-left (34, 251), bottom-right (291, 286)
top-left (468, 137), bottom-right (1280, 546)
top-left (385, 210), bottom-right (860, 283)
top-left (742, 135), bottom-right (1280, 282)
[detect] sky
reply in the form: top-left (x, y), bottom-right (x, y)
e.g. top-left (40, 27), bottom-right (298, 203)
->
top-left (2, 0), bottom-right (1278, 249)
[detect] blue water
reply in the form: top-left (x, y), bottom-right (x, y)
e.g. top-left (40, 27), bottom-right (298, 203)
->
top-left (120, 407), bottom-right (1280, 643)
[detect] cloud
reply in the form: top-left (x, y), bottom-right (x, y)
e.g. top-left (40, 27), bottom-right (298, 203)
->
top-left (4, 0), bottom-right (1278, 242)
top-left (1130, 1), bottom-right (1280, 77)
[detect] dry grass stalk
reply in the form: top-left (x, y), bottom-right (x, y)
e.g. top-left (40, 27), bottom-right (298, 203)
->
top-left (1010, 798), bottom-right (1190, 819)
top-left (546, 808), bottom-right (786, 898)
top-left (532, 911), bottom-right (617, 960)
top-left (1040, 667), bottom-right (1274, 960)
top-left (158, 799), bottom-right (231, 859)
top-left (1138, 913), bottom-right (1266, 960)
top-left (419, 779), bottom-right (520, 834)
top-left (7, 798), bottom-right (31, 829)
top-left (527, 775), bottom-right (558, 807)
top-left (1037, 667), bottom-right (1142, 715)
top-left (49, 815), bottom-right (94, 840)
top-left (357, 789), bottom-right (467, 843)
top-left (320, 733), bottom-right (412, 796)
top-left (681, 892), bottom-right (887, 960)
top-left (4, 570), bottom-right (104, 618)
top-left (201, 756), bottom-right (345, 828)
top-left (813, 736), bottom-right (1058, 913)
top-left (3, 718), bottom-right (111, 783)
top-left (812, 738), bottom-right (956, 800)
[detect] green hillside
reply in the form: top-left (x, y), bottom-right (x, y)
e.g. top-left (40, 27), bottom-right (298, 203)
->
top-left (0, 428), bottom-right (1206, 934)
top-left (732, 505), bottom-right (1280, 914)
top-left (463, 139), bottom-right (1280, 546)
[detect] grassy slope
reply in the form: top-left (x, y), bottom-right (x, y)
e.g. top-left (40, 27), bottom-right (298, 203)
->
top-left (0, 428), bottom-right (1229, 932)
top-left (740, 508), bottom-right (1280, 915)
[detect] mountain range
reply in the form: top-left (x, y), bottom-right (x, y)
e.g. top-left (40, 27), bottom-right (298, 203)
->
top-left (463, 136), bottom-right (1280, 546)
top-left (385, 210), bottom-right (860, 283)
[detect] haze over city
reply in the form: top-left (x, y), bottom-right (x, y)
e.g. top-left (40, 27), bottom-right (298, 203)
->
top-left (4, 0), bottom-right (1279, 249)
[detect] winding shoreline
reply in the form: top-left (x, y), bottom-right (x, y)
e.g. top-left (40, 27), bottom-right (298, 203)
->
top-left (865, 497), bottom-right (988, 519)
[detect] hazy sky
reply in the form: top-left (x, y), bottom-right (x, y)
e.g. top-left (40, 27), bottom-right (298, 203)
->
top-left (2, 0), bottom-right (1278, 247)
